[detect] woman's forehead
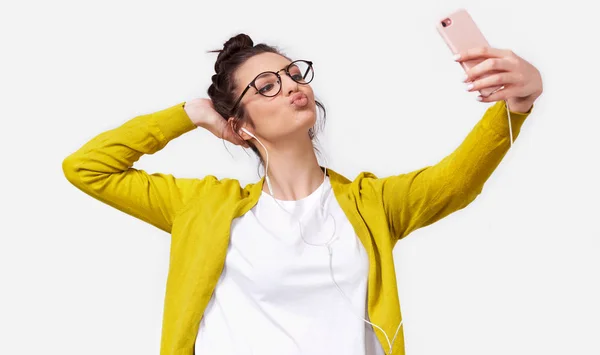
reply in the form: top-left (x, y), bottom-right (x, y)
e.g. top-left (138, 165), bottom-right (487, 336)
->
top-left (237, 52), bottom-right (291, 82)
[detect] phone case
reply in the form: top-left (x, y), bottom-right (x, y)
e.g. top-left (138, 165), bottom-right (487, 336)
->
top-left (436, 9), bottom-right (502, 97)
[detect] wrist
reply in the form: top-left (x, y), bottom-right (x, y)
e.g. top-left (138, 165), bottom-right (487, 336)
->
top-left (184, 105), bottom-right (211, 128)
top-left (507, 97), bottom-right (535, 114)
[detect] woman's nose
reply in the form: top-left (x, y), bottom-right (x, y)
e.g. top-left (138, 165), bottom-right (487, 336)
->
top-left (280, 72), bottom-right (299, 95)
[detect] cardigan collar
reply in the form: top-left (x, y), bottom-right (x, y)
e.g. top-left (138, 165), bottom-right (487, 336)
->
top-left (235, 166), bottom-right (352, 218)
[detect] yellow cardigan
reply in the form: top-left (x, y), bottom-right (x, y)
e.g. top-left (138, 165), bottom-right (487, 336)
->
top-left (62, 100), bottom-right (531, 355)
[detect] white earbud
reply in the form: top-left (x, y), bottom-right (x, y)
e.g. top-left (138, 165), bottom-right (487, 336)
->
top-left (240, 127), bottom-right (255, 138)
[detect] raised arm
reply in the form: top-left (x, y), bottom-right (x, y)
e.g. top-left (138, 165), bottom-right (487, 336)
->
top-left (377, 100), bottom-right (532, 241)
top-left (375, 47), bottom-right (542, 241)
top-left (62, 99), bottom-right (246, 233)
top-left (62, 102), bottom-right (201, 233)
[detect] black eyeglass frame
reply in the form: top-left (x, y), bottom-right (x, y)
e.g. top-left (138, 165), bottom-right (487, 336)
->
top-left (230, 60), bottom-right (314, 114)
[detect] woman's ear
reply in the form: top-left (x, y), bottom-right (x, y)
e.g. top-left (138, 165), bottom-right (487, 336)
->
top-left (227, 117), bottom-right (253, 144)
top-left (234, 119), bottom-right (255, 141)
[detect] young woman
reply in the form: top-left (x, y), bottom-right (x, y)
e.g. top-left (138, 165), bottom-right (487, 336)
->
top-left (62, 33), bottom-right (542, 355)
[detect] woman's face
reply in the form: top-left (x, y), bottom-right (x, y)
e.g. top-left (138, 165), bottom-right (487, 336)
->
top-left (233, 52), bottom-right (317, 143)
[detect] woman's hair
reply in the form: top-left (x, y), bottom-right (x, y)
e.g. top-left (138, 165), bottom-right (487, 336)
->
top-left (207, 33), bottom-right (327, 170)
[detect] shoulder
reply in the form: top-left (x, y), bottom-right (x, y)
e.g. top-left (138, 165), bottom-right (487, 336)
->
top-left (194, 175), bottom-right (249, 196)
top-left (327, 167), bottom-right (382, 199)
top-left (176, 174), bottom-right (257, 214)
top-left (196, 175), bottom-right (266, 201)
top-left (332, 168), bottom-right (379, 185)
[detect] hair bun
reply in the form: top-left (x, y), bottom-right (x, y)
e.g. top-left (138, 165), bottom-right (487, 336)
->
top-left (213, 33), bottom-right (254, 73)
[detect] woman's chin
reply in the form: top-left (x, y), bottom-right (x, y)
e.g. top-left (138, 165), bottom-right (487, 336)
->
top-left (293, 112), bottom-right (316, 129)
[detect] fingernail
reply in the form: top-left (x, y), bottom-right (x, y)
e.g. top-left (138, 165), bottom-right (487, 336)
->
top-left (463, 74), bottom-right (469, 82)
top-left (453, 54), bottom-right (461, 61)
top-left (476, 96), bottom-right (482, 101)
top-left (466, 83), bottom-right (474, 91)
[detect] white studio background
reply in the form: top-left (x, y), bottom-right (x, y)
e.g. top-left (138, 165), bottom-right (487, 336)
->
top-left (1, 0), bottom-right (598, 354)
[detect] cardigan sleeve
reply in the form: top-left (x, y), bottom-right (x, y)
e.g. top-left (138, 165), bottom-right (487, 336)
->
top-left (62, 102), bottom-right (213, 233)
top-left (376, 100), bottom-right (532, 241)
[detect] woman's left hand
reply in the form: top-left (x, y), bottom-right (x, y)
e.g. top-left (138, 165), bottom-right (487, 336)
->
top-left (456, 47), bottom-right (543, 113)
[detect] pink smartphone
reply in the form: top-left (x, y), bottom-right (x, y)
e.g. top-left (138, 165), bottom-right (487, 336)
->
top-left (436, 9), bottom-right (502, 97)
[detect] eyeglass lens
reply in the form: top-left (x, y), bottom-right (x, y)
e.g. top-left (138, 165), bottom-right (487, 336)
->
top-left (254, 61), bottom-right (314, 97)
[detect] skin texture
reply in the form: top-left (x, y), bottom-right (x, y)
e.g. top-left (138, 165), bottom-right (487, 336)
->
top-left (458, 46), bottom-right (543, 112)
top-left (231, 52), bottom-right (323, 200)
top-left (184, 47), bottom-right (543, 200)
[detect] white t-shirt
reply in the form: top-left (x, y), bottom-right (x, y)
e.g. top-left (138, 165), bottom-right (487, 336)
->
top-left (195, 176), bottom-right (385, 355)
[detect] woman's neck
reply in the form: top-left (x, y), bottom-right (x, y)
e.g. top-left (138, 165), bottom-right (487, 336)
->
top-left (261, 139), bottom-right (325, 201)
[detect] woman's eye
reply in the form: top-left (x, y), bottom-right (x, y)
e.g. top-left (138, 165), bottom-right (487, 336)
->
top-left (292, 74), bottom-right (303, 81)
top-left (258, 84), bottom-right (274, 94)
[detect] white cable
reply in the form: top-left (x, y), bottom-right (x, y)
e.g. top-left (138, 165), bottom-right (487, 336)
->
top-left (505, 99), bottom-right (514, 147)
top-left (246, 97), bottom-right (513, 354)
top-left (320, 151), bottom-right (403, 353)
top-left (252, 130), bottom-right (335, 247)
top-left (247, 130), bottom-right (402, 355)
top-left (327, 246), bottom-right (403, 354)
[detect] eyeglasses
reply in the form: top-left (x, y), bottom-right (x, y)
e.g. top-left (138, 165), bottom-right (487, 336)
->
top-left (231, 60), bottom-right (314, 113)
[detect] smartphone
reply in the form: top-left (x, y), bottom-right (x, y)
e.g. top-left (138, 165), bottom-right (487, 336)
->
top-left (436, 9), bottom-right (502, 97)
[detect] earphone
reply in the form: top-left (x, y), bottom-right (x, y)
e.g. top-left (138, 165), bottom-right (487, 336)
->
top-left (504, 100), bottom-right (514, 147)
top-left (240, 126), bottom-right (403, 355)
top-left (238, 100), bottom-right (513, 354)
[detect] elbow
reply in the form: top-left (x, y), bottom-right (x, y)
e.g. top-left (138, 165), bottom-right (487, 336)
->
top-left (62, 154), bottom-right (82, 187)
top-left (453, 181), bottom-right (484, 209)
top-left (62, 154), bottom-right (103, 194)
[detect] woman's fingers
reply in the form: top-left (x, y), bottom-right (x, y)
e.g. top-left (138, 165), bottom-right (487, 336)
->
top-left (455, 46), bottom-right (514, 62)
top-left (476, 86), bottom-right (520, 102)
top-left (455, 47), bottom-right (542, 108)
top-left (463, 57), bottom-right (516, 82)
top-left (466, 72), bottom-right (522, 93)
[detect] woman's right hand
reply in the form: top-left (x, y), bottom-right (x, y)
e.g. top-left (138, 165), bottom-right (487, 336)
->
top-left (184, 98), bottom-right (249, 147)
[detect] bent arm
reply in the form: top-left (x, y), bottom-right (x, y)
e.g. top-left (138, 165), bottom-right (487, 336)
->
top-left (377, 100), bottom-right (532, 241)
top-left (62, 102), bottom-right (206, 233)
